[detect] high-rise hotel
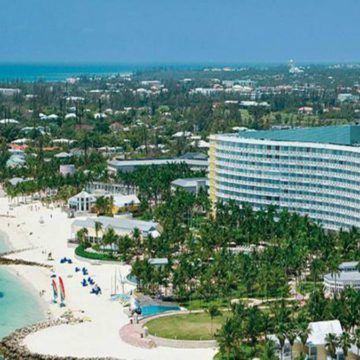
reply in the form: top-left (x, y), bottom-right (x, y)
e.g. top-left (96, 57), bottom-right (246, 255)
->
top-left (209, 125), bottom-right (360, 230)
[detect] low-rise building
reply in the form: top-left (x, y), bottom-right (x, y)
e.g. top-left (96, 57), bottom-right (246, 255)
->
top-left (86, 181), bottom-right (135, 195)
top-left (306, 320), bottom-right (344, 360)
top-left (108, 153), bottom-right (208, 173)
top-left (113, 194), bottom-right (140, 213)
top-left (59, 164), bottom-right (76, 176)
top-left (271, 320), bottom-right (359, 360)
top-left (68, 191), bottom-right (96, 212)
top-left (71, 215), bottom-right (161, 242)
top-left (171, 177), bottom-right (208, 194)
top-left (324, 261), bottom-right (360, 294)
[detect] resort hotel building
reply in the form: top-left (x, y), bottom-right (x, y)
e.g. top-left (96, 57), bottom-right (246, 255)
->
top-left (209, 125), bottom-right (360, 230)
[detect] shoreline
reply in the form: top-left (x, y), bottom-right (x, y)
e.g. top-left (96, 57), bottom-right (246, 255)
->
top-left (0, 196), bottom-right (215, 359)
top-left (0, 224), bottom-right (51, 340)
top-left (1, 266), bottom-right (51, 321)
top-left (0, 229), bottom-right (13, 254)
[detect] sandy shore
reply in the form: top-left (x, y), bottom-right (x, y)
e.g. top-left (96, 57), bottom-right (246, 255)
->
top-left (0, 196), bottom-right (216, 359)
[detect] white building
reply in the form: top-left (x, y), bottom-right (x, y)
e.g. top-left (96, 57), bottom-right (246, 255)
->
top-left (71, 215), bottom-right (161, 242)
top-left (171, 177), bottom-right (208, 194)
top-left (59, 164), bottom-right (76, 176)
top-left (324, 261), bottom-right (360, 294)
top-left (68, 191), bottom-right (96, 212)
top-left (209, 125), bottom-right (360, 230)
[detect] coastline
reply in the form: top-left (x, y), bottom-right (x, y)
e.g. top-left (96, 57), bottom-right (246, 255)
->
top-left (2, 265), bottom-right (51, 320)
top-left (0, 229), bottom-right (13, 254)
top-left (0, 219), bottom-right (50, 340)
top-left (0, 196), bottom-right (215, 359)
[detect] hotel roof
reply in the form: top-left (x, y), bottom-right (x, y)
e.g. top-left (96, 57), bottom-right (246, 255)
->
top-left (238, 125), bottom-right (360, 146)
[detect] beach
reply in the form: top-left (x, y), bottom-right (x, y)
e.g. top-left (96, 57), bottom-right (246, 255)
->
top-left (0, 196), bottom-right (216, 359)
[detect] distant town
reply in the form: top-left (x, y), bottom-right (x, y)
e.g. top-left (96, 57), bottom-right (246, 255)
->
top-left (0, 63), bottom-right (360, 360)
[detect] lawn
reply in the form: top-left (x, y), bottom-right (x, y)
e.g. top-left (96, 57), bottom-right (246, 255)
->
top-left (75, 244), bottom-right (120, 262)
top-left (297, 281), bottom-right (320, 295)
top-left (146, 312), bottom-right (227, 341)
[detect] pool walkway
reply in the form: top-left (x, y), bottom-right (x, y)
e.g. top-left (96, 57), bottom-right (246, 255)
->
top-left (119, 320), bottom-right (157, 349)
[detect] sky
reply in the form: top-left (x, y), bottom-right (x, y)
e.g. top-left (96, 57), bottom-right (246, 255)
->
top-left (0, 0), bottom-right (359, 64)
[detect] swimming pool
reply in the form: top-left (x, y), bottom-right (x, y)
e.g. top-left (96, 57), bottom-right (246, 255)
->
top-left (141, 305), bottom-right (180, 317)
top-left (110, 293), bottom-right (130, 301)
top-left (126, 274), bottom-right (138, 286)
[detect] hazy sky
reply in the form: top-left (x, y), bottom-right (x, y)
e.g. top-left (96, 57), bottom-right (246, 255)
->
top-left (1, 0), bottom-right (359, 64)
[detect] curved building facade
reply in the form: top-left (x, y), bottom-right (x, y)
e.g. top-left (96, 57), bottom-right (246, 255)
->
top-left (209, 125), bottom-right (360, 230)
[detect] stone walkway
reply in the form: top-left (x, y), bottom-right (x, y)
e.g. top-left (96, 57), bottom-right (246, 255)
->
top-left (119, 321), bottom-right (156, 349)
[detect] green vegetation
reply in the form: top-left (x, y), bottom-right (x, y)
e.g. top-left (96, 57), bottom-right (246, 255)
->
top-left (146, 312), bottom-right (226, 340)
top-left (75, 244), bottom-right (118, 262)
top-left (297, 281), bottom-right (319, 295)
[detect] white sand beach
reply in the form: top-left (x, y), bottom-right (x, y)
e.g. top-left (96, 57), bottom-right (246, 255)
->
top-left (0, 196), bottom-right (216, 359)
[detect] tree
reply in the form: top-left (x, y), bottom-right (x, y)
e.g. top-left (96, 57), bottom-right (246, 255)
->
top-left (260, 340), bottom-right (278, 360)
top-left (76, 227), bottom-right (88, 246)
top-left (102, 227), bottom-right (118, 251)
top-left (95, 196), bottom-right (114, 216)
top-left (325, 333), bottom-right (338, 360)
top-left (94, 221), bottom-right (103, 241)
top-left (133, 228), bottom-right (142, 254)
top-left (338, 332), bottom-right (351, 359)
top-left (352, 328), bottom-right (360, 358)
top-left (296, 322), bottom-right (310, 355)
top-left (206, 304), bottom-right (221, 335)
top-left (286, 328), bottom-right (298, 360)
top-left (276, 323), bottom-right (288, 360)
top-left (216, 318), bottom-right (237, 360)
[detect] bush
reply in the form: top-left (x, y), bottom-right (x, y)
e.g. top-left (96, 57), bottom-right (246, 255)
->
top-left (75, 244), bottom-right (119, 262)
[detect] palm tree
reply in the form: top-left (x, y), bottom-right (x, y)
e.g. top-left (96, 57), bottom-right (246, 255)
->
top-left (260, 340), bottom-right (278, 360)
top-left (338, 332), bottom-right (352, 359)
top-left (296, 322), bottom-right (310, 355)
top-left (76, 227), bottom-right (88, 246)
top-left (206, 304), bottom-right (221, 335)
top-left (325, 333), bottom-right (338, 360)
top-left (133, 228), bottom-right (142, 254)
top-left (276, 323), bottom-right (288, 360)
top-left (286, 328), bottom-right (297, 360)
top-left (215, 318), bottom-right (237, 360)
top-left (352, 328), bottom-right (360, 358)
top-left (102, 227), bottom-right (118, 252)
top-left (328, 254), bottom-right (341, 298)
top-left (94, 221), bottom-right (103, 242)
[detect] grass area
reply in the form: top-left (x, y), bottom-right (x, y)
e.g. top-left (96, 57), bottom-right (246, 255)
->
top-left (297, 281), bottom-right (320, 295)
top-left (146, 312), bottom-right (227, 341)
top-left (179, 298), bottom-right (230, 311)
top-left (75, 244), bottom-right (120, 262)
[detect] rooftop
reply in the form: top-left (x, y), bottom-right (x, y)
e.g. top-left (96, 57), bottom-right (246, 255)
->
top-left (171, 177), bottom-right (208, 187)
top-left (238, 125), bottom-right (360, 146)
top-left (72, 216), bottom-right (159, 234)
top-left (307, 320), bottom-right (343, 346)
top-left (324, 271), bottom-right (360, 283)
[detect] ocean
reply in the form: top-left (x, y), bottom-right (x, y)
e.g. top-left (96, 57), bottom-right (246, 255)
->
top-left (0, 231), bottom-right (45, 340)
top-left (0, 63), bottom-right (140, 82)
top-left (0, 63), bottom-right (217, 82)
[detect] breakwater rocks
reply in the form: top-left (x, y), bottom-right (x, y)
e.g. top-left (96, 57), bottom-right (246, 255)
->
top-left (0, 257), bottom-right (50, 268)
top-left (0, 319), bottom-right (120, 360)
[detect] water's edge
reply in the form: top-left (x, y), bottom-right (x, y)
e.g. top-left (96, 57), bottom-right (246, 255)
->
top-left (0, 230), bottom-right (48, 342)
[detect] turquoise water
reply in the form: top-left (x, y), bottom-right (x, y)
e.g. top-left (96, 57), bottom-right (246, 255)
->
top-left (0, 63), bottom-right (207, 82)
top-left (0, 233), bottom-right (45, 340)
top-left (141, 305), bottom-right (180, 317)
top-left (0, 63), bottom-right (138, 82)
top-left (0, 231), bottom-right (11, 254)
